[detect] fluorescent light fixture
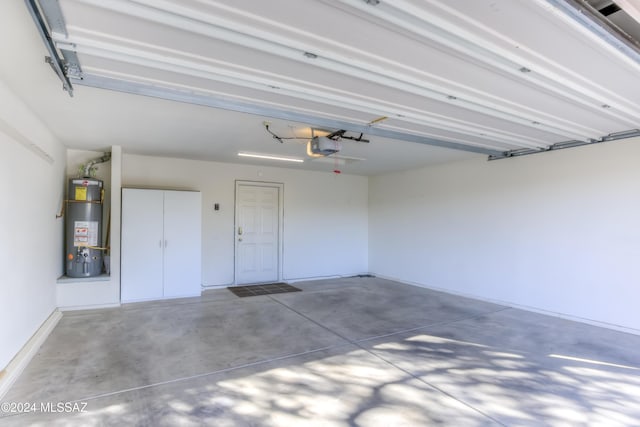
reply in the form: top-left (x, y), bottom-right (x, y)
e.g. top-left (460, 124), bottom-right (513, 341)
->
top-left (238, 152), bottom-right (304, 163)
top-left (310, 155), bottom-right (365, 166)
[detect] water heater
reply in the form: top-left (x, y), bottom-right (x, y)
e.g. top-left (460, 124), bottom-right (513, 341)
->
top-left (65, 178), bottom-right (103, 277)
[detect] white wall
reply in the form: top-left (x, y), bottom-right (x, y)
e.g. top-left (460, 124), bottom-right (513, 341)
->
top-left (0, 79), bottom-right (66, 369)
top-left (123, 154), bottom-right (369, 286)
top-left (369, 138), bottom-right (640, 332)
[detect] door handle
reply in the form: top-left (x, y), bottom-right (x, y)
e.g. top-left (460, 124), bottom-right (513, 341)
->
top-left (238, 226), bottom-right (243, 235)
top-left (238, 237), bottom-right (243, 242)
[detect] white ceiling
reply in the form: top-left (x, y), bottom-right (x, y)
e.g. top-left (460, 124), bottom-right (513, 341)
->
top-left (2, 0), bottom-right (640, 175)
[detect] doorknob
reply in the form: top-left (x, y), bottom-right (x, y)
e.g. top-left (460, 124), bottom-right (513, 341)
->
top-left (238, 226), bottom-right (243, 235)
top-left (238, 237), bottom-right (243, 242)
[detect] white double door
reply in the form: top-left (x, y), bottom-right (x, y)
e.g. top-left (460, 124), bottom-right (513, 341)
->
top-left (121, 189), bottom-right (202, 302)
top-left (235, 182), bottom-right (282, 285)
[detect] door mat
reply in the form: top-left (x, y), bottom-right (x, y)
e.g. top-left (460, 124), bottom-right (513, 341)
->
top-left (228, 283), bottom-right (302, 297)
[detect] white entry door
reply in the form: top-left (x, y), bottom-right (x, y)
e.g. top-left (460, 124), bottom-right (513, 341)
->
top-left (235, 182), bottom-right (282, 284)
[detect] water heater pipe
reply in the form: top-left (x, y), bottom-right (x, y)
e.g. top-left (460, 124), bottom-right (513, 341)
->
top-left (82, 152), bottom-right (111, 177)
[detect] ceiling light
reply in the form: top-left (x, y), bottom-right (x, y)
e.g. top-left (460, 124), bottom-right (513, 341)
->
top-left (238, 152), bottom-right (304, 163)
top-left (310, 154), bottom-right (365, 165)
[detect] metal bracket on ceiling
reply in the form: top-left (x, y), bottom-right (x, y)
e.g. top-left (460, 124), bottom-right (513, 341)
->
top-left (324, 129), bottom-right (370, 143)
top-left (24, 0), bottom-right (76, 97)
top-left (488, 129), bottom-right (640, 160)
top-left (63, 51), bottom-right (84, 80)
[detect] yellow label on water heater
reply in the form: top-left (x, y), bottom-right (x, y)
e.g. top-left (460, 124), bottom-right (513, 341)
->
top-left (75, 187), bottom-right (87, 201)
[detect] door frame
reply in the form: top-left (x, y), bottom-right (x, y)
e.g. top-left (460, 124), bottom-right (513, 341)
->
top-left (234, 180), bottom-right (284, 285)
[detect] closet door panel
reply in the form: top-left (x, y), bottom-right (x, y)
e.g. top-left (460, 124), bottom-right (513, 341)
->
top-left (121, 189), bottom-right (164, 302)
top-left (163, 191), bottom-right (202, 298)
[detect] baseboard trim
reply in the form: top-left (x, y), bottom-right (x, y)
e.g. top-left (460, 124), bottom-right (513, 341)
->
top-left (373, 273), bottom-right (640, 336)
top-left (0, 309), bottom-right (62, 399)
top-left (202, 284), bottom-right (231, 290)
top-left (285, 273), bottom-right (369, 284)
top-left (59, 303), bottom-right (121, 312)
top-left (203, 273), bottom-right (370, 289)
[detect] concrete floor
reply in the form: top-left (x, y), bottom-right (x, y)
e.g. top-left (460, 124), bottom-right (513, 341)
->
top-left (2, 277), bottom-right (640, 426)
